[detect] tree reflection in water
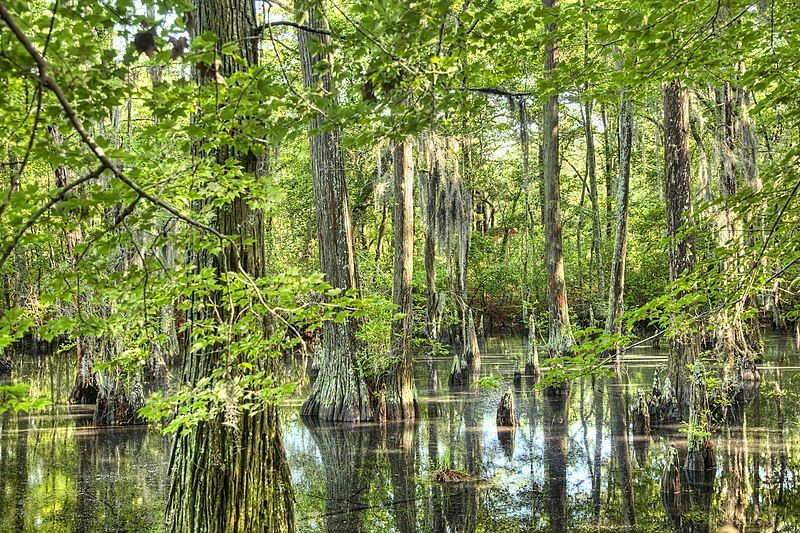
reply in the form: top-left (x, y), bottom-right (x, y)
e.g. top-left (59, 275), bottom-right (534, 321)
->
top-left (2, 336), bottom-right (800, 531)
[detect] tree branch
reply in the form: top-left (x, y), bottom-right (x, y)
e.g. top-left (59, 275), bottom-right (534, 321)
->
top-left (253, 20), bottom-right (332, 37)
top-left (0, 165), bottom-right (103, 270)
top-left (467, 86), bottom-right (535, 98)
top-left (0, 1), bottom-right (236, 253)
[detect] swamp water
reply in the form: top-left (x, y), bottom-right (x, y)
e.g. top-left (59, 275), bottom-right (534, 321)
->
top-left (1, 335), bottom-right (799, 531)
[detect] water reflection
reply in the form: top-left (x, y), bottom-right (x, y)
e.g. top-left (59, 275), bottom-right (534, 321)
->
top-left (1, 336), bottom-right (800, 531)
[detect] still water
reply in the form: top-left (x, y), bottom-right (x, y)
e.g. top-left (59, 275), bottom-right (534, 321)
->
top-left (1, 336), bottom-right (799, 531)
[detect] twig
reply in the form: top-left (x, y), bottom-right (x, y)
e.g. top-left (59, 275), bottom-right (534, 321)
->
top-left (0, 1), bottom-right (237, 259)
top-left (0, 166), bottom-right (103, 269)
top-left (253, 20), bottom-right (332, 37)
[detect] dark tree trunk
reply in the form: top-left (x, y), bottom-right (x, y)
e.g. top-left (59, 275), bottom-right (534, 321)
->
top-left (422, 137), bottom-right (442, 341)
top-left (496, 386), bottom-right (517, 427)
top-left (386, 423), bottom-right (418, 533)
top-left (543, 385), bottom-right (570, 533)
top-left (298, 0), bottom-right (369, 422)
top-left (525, 313), bottom-right (541, 378)
top-left (48, 126), bottom-right (98, 404)
top-left (664, 80), bottom-right (698, 413)
top-left (605, 95), bottom-right (633, 344)
top-left (304, 420), bottom-right (378, 532)
top-left (166, 2), bottom-right (295, 531)
top-left (601, 104), bottom-right (615, 238)
top-left (542, 0), bottom-right (572, 355)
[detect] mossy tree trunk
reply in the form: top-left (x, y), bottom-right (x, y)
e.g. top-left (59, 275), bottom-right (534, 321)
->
top-left (714, 81), bottom-right (758, 391)
top-left (421, 137), bottom-right (442, 341)
top-left (297, 0), bottom-right (369, 422)
top-left (49, 125), bottom-right (99, 406)
top-left (166, 2), bottom-right (295, 531)
top-left (379, 139), bottom-right (416, 421)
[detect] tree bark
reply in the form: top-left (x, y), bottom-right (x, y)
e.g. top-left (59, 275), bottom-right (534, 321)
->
top-left (380, 139), bottom-right (416, 420)
top-left (422, 135), bottom-right (442, 341)
top-left (664, 79), bottom-right (698, 413)
top-left (48, 126), bottom-right (98, 405)
top-left (166, 2), bottom-right (295, 531)
top-left (714, 82), bottom-right (758, 390)
top-left (297, 0), bottom-right (369, 421)
top-left (542, 0), bottom-right (572, 355)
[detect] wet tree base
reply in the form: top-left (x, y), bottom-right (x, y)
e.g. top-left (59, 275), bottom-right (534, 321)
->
top-left (94, 395), bottom-right (143, 425)
top-left (685, 445), bottom-right (716, 472)
top-left (69, 379), bottom-right (98, 405)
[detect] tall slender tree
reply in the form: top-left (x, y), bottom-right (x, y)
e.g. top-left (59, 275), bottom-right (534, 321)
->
top-left (542, 0), bottom-right (572, 356)
top-left (378, 139), bottom-right (416, 420)
top-left (664, 79), bottom-right (698, 412)
top-left (297, 0), bottom-right (369, 421)
top-left (605, 91), bottom-right (636, 529)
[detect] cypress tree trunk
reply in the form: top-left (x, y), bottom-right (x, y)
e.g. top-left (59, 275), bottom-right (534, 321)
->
top-left (297, 0), bottom-right (369, 422)
top-left (422, 135), bottom-right (442, 341)
top-left (166, 2), bottom-right (295, 531)
top-left (664, 79), bottom-right (698, 413)
top-left (380, 139), bottom-right (416, 420)
top-left (542, 0), bottom-right (572, 356)
top-left (601, 104), bottom-right (615, 239)
top-left (525, 313), bottom-right (541, 378)
top-left (92, 110), bottom-right (144, 425)
top-left (605, 95), bottom-right (633, 345)
top-left (714, 82), bottom-right (759, 391)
